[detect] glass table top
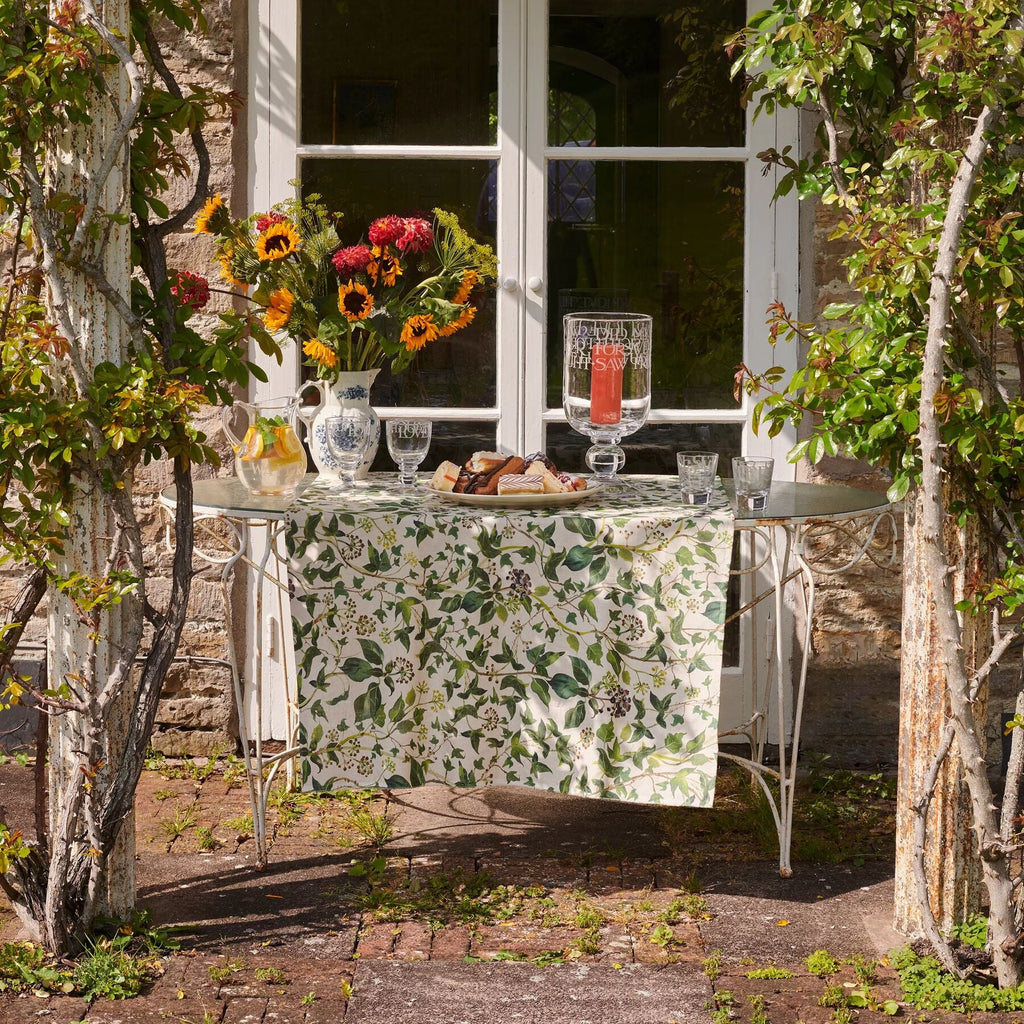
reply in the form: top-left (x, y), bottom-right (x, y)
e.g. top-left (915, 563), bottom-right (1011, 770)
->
top-left (161, 475), bottom-right (893, 526)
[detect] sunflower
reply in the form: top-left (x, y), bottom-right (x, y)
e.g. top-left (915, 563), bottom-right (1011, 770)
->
top-left (338, 281), bottom-right (374, 322)
top-left (438, 304), bottom-right (476, 337)
top-left (194, 194), bottom-right (228, 235)
top-left (264, 288), bottom-right (295, 331)
top-left (256, 221), bottom-right (301, 261)
top-left (367, 245), bottom-right (402, 287)
top-left (452, 269), bottom-right (478, 305)
top-left (303, 337), bottom-right (338, 370)
top-left (216, 247), bottom-right (248, 290)
top-left (400, 314), bottom-right (439, 352)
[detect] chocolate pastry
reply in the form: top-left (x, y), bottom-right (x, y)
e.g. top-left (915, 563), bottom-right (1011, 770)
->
top-left (477, 456), bottom-right (525, 494)
top-left (524, 451), bottom-right (555, 471)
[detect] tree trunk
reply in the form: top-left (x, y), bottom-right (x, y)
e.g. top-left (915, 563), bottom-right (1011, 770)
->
top-left (895, 484), bottom-right (991, 935)
top-left (46, 0), bottom-right (135, 932)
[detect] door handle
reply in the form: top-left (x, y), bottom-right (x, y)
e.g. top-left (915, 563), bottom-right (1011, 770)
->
top-left (527, 276), bottom-right (543, 292)
top-left (500, 276), bottom-right (518, 292)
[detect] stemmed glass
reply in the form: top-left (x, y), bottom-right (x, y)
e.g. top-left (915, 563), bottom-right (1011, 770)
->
top-left (562, 312), bottom-right (652, 488)
top-left (324, 409), bottom-right (373, 489)
top-left (386, 419), bottom-right (432, 488)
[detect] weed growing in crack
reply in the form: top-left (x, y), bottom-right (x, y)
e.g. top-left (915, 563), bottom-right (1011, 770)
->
top-left (160, 800), bottom-right (199, 840)
top-left (255, 966), bottom-right (288, 985)
top-left (805, 949), bottom-right (840, 978)
top-left (208, 958), bottom-right (247, 983)
top-left (703, 948), bottom-right (723, 981)
top-left (748, 992), bottom-right (770, 1024)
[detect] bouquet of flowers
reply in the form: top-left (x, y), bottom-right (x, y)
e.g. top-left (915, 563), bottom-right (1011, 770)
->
top-left (194, 192), bottom-right (496, 380)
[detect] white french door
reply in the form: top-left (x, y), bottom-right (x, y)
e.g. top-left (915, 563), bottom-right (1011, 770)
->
top-left (248, 0), bottom-right (799, 739)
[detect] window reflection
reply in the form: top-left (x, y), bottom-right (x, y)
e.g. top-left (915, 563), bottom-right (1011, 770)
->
top-left (546, 162), bottom-right (744, 411)
top-left (548, 1), bottom-right (745, 149)
top-left (300, 0), bottom-right (498, 147)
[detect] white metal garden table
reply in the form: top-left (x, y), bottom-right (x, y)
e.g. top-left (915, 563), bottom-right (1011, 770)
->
top-left (161, 475), bottom-right (897, 875)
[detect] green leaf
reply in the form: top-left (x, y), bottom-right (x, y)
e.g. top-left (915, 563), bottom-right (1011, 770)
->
top-left (342, 658), bottom-right (376, 681)
top-left (564, 545), bottom-right (594, 571)
top-left (353, 684), bottom-right (382, 722)
top-left (564, 701), bottom-right (587, 730)
top-left (549, 673), bottom-right (582, 699)
top-left (852, 42), bottom-right (873, 70)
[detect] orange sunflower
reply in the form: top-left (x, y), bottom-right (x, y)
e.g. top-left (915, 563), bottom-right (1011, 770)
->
top-left (438, 305), bottom-right (476, 338)
top-left (264, 288), bottom-right (294, 331)
top-left (452, 269), bottom-right (478, 305)
top-left (256, 221), bottom-right (301, 261)
top-left (194, 194), bottom-right (228, 235)
top-left (303, 337), bottom-right (338, 370)
top-left (216, 247), bottom-right (248, 290)
top-left (338, 281), bottom-right (374, 322)
top-left (367, 245), bottom-right (402, 287)
top-left (400, 314), bottom-right (439, 352)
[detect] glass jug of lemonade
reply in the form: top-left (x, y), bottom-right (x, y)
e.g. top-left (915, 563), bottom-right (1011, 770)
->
top-left (222, 397), bottom-right (307, 497)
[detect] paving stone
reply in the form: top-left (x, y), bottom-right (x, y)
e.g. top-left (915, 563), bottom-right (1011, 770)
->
top-left (301, 995), bottom-right (351, 1023)
top-left (428, 924), bottom-right (472, 960)
top-left (391, 921), bottom-right (432, 961)
top-left (353, 921), bottom-right (397, 958)
top-left (221, 995), bottom-right (271, 1023)
top-left (0, 994), bottom-right (93, 1024)
top-left (470, 922), bottom-right (578, 959)
top-left (345, 961), bottom-right (712, 1023)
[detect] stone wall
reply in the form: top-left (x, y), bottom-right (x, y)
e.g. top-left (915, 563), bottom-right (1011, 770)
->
top-left (135, 0), bottom-right (246, 755)
top-left (0, 1), bottom-right (244, 757)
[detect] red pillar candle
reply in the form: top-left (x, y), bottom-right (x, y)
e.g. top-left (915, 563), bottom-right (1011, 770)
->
top-left (590, 343), bottom-right (624, 424)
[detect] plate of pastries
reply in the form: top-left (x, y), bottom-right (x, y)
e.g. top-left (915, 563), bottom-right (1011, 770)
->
top-left (427, 451), bottom-right (600, 508)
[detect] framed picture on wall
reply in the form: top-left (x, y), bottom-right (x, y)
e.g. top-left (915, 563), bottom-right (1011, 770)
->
top-left (332, 79), bottom-right (397, 145)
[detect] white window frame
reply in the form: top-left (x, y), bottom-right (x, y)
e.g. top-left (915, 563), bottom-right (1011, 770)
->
top-left (247, 0), bottom-right (800, 740)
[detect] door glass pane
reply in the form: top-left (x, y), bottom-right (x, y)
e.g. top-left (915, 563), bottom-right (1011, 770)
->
top-left (548, 0), bottom-right (745, 148)
top-left (301, 158), bottom-right (497, 410)
top-left (545, 161), bottom-right (744, 411)
top-left (300, 0), bottom-right (498, 146)
top-left (370, 422), bottom-right (497, 474)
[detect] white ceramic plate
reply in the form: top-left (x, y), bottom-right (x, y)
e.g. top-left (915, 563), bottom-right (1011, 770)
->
top-left (428, 483), bottom-right (603, 509)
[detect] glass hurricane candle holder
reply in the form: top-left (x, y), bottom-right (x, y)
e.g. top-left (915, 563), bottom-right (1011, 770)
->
top-left (562, 312), bottom-right (652, 488)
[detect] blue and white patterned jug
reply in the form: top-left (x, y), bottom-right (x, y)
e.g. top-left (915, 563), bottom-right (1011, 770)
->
top-left (297, 369), bottom-right (381, 480)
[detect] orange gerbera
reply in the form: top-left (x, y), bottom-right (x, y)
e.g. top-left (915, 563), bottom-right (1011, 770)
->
top-left (256, 221), bottom-right (301, 261)
top-left (338, 281), bottom-right (374, 322)
top-left (264, 288), bottom-right (294, 331)
top-left (400, 314), bottom-right (439, 352)
top-left (303, 337), bottom-right (338, 370)
top-left (194, 194), bottom-right (227, 235)
top-left (452, 269), bottom-right (478, 305)
top-left (367, 245), bottom-right (402, 287)
top-left (438, 304), bottom-right (476, 337)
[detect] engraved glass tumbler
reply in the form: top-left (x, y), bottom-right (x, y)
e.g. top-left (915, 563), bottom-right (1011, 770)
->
top-left (386, 419), bottom-right (432, 489)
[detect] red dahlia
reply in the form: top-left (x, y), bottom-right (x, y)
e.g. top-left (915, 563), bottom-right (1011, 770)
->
top-left (332, 244), bottom-right (373, 277)
top-left (395, 217), bottom-right (434, 254)
top-left (367, 214), bottom-right (406, 247)
top-left (255, 211), bottom-right (287, 232)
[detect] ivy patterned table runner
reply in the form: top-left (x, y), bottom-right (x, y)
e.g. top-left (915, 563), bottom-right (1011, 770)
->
top-left (286, 476), bottom-right (734, 806)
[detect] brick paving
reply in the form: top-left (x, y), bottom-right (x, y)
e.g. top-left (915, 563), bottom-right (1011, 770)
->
top-left (5, 762), bottom-right (1007, 1023)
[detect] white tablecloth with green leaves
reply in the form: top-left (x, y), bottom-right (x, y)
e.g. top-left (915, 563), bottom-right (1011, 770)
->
top-left (286, 476), bottom-right (734, 806)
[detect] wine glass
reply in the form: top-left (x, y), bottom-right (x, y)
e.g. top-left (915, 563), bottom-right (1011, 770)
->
top-left (562, 312), bottom-right (652, 488)
top-left (324, 408), bottom-right (373, 489)
top-left (386, 419), bottom-right (432, 488)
